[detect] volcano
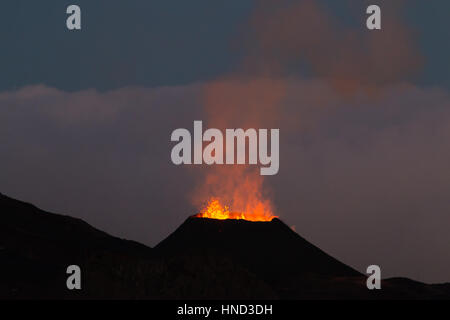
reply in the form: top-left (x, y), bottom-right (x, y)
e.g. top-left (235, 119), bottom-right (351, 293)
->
top-left (1, 193), bottom-right (449, 299)
top-left (155, 216), bottom-right (359, 279)
top-left (153, 216), bottom-right (368, 299)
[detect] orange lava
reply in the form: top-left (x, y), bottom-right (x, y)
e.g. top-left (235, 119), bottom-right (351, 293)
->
top-left (195, 198), bottom-right (277, 222)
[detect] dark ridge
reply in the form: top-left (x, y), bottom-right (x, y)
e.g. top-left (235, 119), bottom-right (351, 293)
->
top-left (1, 192), bottom-right (450, 299)
top-left (0, 193), bottom-right (154, 299)
top-left (0, 193), bottom-right (151, 255)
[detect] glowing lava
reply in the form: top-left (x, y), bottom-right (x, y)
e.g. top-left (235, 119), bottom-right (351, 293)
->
top-left (195, 198), bottom-right (277, 222)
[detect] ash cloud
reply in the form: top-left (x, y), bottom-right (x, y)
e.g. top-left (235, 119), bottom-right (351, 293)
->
top-left (240, 0), bottom-right (422, 92)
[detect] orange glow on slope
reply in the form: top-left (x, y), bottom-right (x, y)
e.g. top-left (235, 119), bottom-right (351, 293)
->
top-left (195, 198), bottom-right (277, 222)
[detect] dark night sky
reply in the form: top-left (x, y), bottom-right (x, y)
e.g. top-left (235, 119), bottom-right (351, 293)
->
top-left (1, 0), bottom-right (450, 283)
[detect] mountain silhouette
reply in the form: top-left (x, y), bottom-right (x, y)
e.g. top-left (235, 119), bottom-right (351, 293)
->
top-left (1, 192), bottom-right (449, 299)
top-left (155, 217), bottom-right (360, 284)
top-left (0, 192), bottom-right (153, 299)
